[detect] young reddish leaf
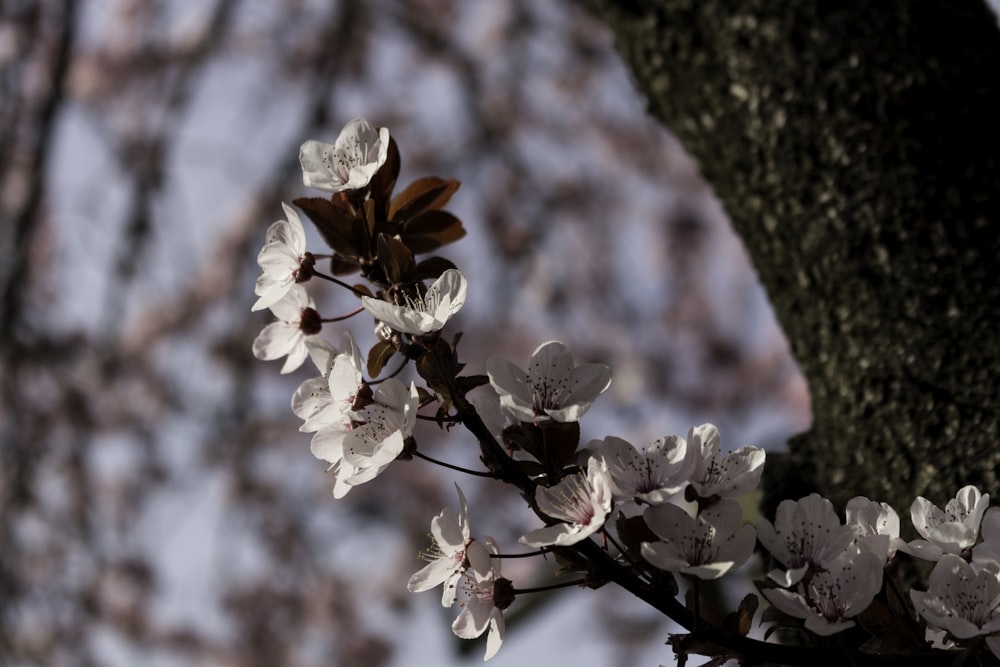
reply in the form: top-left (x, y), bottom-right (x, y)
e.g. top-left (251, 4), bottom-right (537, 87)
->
top-left (369, 135), bottom-right (400, 219)
top-left (330, 253), bottom-right (361, 276)
top-left (292, 196), bottom-right (359, 255)
top-left (367, 340), bottom-right (397, 378)
top-left (413, 256), bottom-right (457, 282)
top-left (376, 234), bottom-right (415, 286)
top-left (401, 210), bottom-right (467, 253)
top-left (388, 177), bottom-right (460, 223)
top-left (351, 283), bottom-right (373, 298)
top-left (724, 593), bottom-right (758, 637)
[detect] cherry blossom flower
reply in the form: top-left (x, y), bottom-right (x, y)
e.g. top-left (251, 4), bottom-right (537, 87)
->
top-left (845, 496), bottom-right (905, 564)
top-left (763, 550), bottom-right (884, 636)
top-left (251, 284), bottom-right (321, 374)
top-left (911, 554), bottom-right (1000, 651)
top-left (520, 457), bottom-right (613, 548)
top-left (757, 493), bottom-right (857, 587)
top-left (341, 379), bottom-right (419, 487)
top-left (361, 269), bottom-right (468, 335)
top-left (487, 340), bottom-right (612, 423)
top-left (252, 203), bottom-right (311, 312)
top-left (974, 508), bottom-right (1000, 564)
top-left (291, 332), bottom-right (364, 433)
top-left (640, 499), bottom-right (756, 580)
top-left (299, 117), bottom-right (390, 193)
top-left (686, 423), bottom-right (765, 499)
top-left (409, 484), bottom-right (475, 607)
top-left (452, 538), bottom-right (508, 661)
top-left (594, 434), bottom-right (694, 505)
top-left (904, 485), bottom-right (990, 561)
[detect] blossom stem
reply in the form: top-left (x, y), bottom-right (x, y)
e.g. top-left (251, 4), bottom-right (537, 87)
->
top-left (510, 578), bottom-right (589, 595)
top-left (321, 306), bottom-right (365, 322)
top-left (311, 270), bottom-right (369, 297)
top-left (411, 450), bottom-right (494, 478)
top-left (493, 548), bottom-right (552, 559)
top-left (369, 358), bottom-right (409, 384)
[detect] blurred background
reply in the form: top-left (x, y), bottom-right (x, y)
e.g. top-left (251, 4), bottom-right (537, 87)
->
top-left (0, 1), bottom-right (813, 665)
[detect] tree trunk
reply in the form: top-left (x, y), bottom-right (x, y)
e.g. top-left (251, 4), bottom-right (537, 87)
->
top-left (582, 0), bottom-right (1000, 513)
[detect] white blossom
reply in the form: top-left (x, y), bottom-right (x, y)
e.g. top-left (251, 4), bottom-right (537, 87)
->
top-left (641, 499), bottom-right (756, 580)
top-left (686, 423), bottom-right (765, 499)
top-left (845, 496), bottom-right (905, 564)
top-left (409, 484), bottom-right (476, 607)
top-left (487, 340), bottom-right (612, 423)
top-left (361, 269), bottom-right (467, 335)
top-left (252, 203), bottom-right (310, 312)
top-left (757, 494), bottom-right (857, 587)
top-left (594, 434), bottom-right (694, 505)
top-left (904, 485), bottom-right (990, 561)
top-left (911, 554), bottom-right (1000, 645)
top-left (291, 331), bottom-right (364, 433)
top-left (520, 457), bottom-right (613, 548)
top-left (341, 379), bottom-right (419, 487)
top-left (974, 508), bottom-right (1000, 565)
top-left (763, 550), bottom-right (884, 636)
top-left (251, 284), bottom-right (318, 374)
top-left (452, 538), bottom-right (506, 661)
top-left (299, 118), bottom-right (389, 193)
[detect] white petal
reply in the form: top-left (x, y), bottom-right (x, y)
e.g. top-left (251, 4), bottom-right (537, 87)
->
top-left (483, 611), bottom-right (505, 661)
top-left (252, 322), bottom-right (300, 361)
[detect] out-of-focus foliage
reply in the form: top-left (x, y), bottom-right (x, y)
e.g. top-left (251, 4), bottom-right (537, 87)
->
top-left (0, 1), bottom-right (807, 665)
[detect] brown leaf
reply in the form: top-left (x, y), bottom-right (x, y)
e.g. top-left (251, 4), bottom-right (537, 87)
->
top-left (367, 340), bottom-right (397, 378)
top-left (401, 210), bottom-right (467, 254)
top-left (369, 135), bottom-right (400, 219)
top-left (388, 176), bottom-right (460, 223)
top-left (292, 197), bottom-right (359, 256)
top-left (376, 234), bottom-right (415, 286)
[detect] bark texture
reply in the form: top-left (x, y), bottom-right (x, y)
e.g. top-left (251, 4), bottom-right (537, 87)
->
top-left (582, 0), bottom-right (1000, 512)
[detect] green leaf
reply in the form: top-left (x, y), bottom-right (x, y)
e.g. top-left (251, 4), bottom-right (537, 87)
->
top-left (367, 340), bottom-right (397, 378)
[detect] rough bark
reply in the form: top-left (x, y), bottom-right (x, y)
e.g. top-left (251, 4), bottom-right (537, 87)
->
top-left (582, 0), bottom-right (1000, 512)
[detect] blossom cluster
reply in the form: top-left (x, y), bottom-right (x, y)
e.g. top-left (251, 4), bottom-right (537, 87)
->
top-left (251, 118), bottom-right (1000, 665)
